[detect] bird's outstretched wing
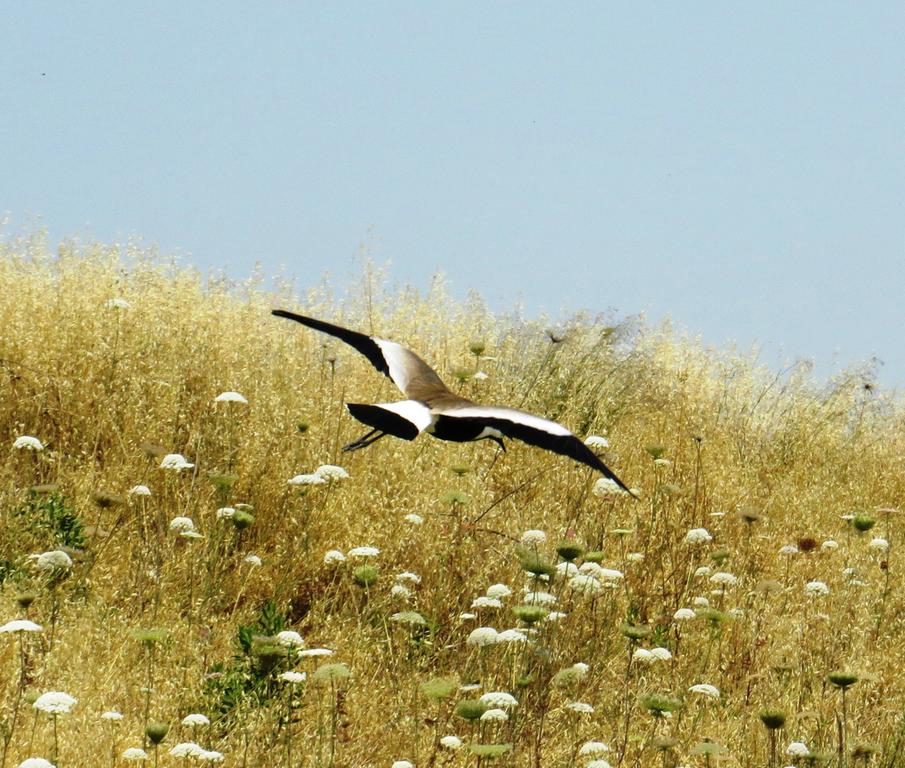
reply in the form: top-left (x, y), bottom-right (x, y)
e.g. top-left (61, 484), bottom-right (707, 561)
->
top-left (272, 309), bottom-right (448, 399)
top-left (436, 405), bottom-right (635, 495)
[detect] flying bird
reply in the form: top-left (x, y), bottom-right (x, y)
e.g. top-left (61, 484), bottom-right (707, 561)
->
top-left (273, 309), bottom-right (634, 494)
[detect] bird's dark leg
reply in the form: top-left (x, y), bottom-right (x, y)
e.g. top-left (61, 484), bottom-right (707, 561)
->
top-left (487, 435), bottom-right (506, 452)
top-left (342, 429), bottom-right (387, 452)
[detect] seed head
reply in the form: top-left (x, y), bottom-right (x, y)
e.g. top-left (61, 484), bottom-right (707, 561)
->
top-left (455, 700), bottom-right (487, 721)
top-left (758, 709), bottom-right (786, 730)
top-left (827, 670), bottom-right (859, 689)
top-left (352, 565), bottom-right (379, 587)
top-left (145, 722), bottom-right (170, 744)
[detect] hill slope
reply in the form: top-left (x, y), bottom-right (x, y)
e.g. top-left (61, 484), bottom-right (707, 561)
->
top-left (1, 237), bottom-right (903, 767)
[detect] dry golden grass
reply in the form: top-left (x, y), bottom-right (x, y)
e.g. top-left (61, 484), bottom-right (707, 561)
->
top-left (0, 234), bottom-right (903, 768)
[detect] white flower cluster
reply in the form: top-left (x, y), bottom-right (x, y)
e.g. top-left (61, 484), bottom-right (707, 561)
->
top-left (288, 463), bottom-right (350, 485)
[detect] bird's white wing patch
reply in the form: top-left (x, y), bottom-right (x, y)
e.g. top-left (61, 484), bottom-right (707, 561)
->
top-left (377, 400), bottom-right (435, 433)
top-left (374, 339), bottom-right (418, 393)
top-left (446, 406), bottom-right (572, 437)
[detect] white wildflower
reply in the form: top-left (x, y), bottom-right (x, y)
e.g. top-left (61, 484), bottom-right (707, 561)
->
top-left (545, 611), bottom-right (567, 622)
top-left (479, 691), bottom-right (518, 709)
top-left (556, 561), bottom-right (579, 577)
top-left (598, 566), bottom-right (625, 582)
top-left (33, 550), bottom-right (72, 573)
top-left (18, 759), bottom-right (57, 768)
top-left (805, 580), bottom-right (829, 597)
top-left (694, 566), bottom-right (712, 578)
top-left (243, 554), bottom-right (262, 567)
top-left (579, 741), bottom-right (610, 756)
top-left (122, 747), bottom-right (149, 760)
top-left (440, 735), bottom-right (463, 749)
top-left (216, 507), bottom-right (236, 520)
top-left (288, 473), bottom-right (327, 486)
top-left (473, 371), bottom-right (489, 380)
top-left (709, 572), bottom-right (738, 587)
top-left (821, 539), bottom-right (839, 551)
top-left (684, 528), bottom-right (713, 545)
top-left (572, 662), bottom-right (589, 676)
top-left (480, 708), bottom-right (508, 722)
top-left (391, 762), bottom-right (414, 768)
top-left (13, 436), bottom-right (44, 451)
top-left (106, 297), bottom-right (130, 309)
top-left (169, 742), bottom-right (205, 758)
top-left (459, 612), bottom-right (477, 621)
top-left (128, 485), bottom-right (151, 496)
top-left (689, 683), bottom-right (720, 699)
top-left (786, 741), bottom-right (810, 757)
top-left (396, 571), bottom-right (421, 584)
top-left (297, 648), bottom-right (333, 658)
top-left (520, 529), bottom-right (547, 545)
top-left (485, 583), bottom-right (512, 599)
top-left (523, 590), bottom-right (557, 606)
top-left (466, 627), bottom-right (498, 646)
top-left (390, 584), bottom-right (412, 600)
top-left (568, 574), bottom-right (603, 594)
top-left (169, 517), bottom-right (195, 534)
top-left (279, 671), bottom-right (307, 684)
top-left (584, 435), bottom-right (610, 448)
top-left (471, 596), bottom-right (502, 610)
top-left (160, 453), bottom-right (194, 470)
top-left (566, 701), bottom-right (594, 713)
top-left (198, 751), bottom-right (223, 762)
top-left (323, 549), bottom-right (346, 565)
top-left (593, 477), bottom-right (625, 496)
top-left (100, 711), bottom-right (123, 721)
top-left (0, 619), bottom-right (43, 633)
top-left (181, 713), bottom-right (210, 727)
top-left (632, 648), bottom-right (654, 664)
top-left (33, 691), bottom-right (77, 714)
top-left (869, 537), bottom-right (889, 552)
top-left (347, 546), bottom-right (380, 558)
top-left (497, 629), bottom-right (528, 643)
top-left (626, 552), bottom-right (644, 563)
top-left (673, 608), bottom-right (696, 621)
top-left (586, 761), bottom-right (612, 768)
top-left (778, 544), bottom-right (799, 555)
top-left (276, 630), bottom-right (305, 648)
top-left (650, 647), bottom-right (672, 661)
top-left (404, 513), bottom-right (423, 525)
top-left (693, 596), bottom-right (710, 607)
top-left (180, 530), bottom-right (203, 540)
top-left (314, 464), bottom-right (349, 481)
top-left (214, 391), bottom-right (247, 404)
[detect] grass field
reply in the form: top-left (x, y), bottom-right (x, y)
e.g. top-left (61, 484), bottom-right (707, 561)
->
top-left (1, 235), bottom-right (903, 768)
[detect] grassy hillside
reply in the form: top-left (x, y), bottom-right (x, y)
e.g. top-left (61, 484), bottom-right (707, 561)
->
top-left (0, 235), bottom-right (903, 768)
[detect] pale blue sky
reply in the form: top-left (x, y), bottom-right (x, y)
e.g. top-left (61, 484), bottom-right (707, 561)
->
top-left (4, 3), bottom-right (904, 387)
